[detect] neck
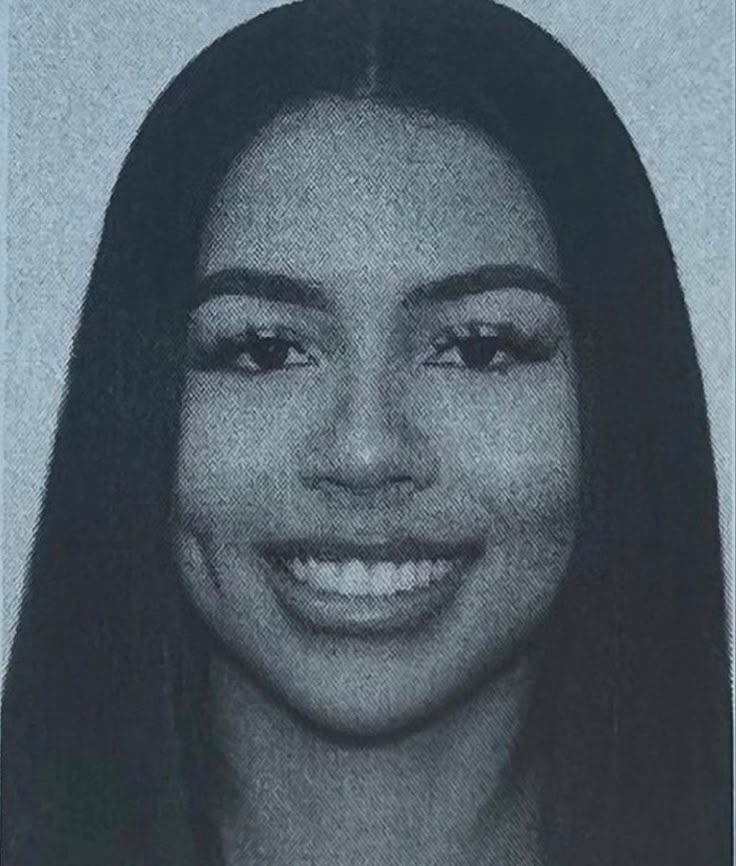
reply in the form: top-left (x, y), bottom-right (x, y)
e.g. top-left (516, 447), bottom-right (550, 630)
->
top-left (209, 651), bottom-right (540, 866)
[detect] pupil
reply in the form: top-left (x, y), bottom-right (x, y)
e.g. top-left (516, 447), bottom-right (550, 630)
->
top-left (458, 336), bottom-right (499, 369)
top-left (250, 337), bottom-right (289, 370)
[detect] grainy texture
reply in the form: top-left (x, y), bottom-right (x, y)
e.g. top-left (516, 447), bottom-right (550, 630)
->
top-left (3, 0), bottom-right (733, 663)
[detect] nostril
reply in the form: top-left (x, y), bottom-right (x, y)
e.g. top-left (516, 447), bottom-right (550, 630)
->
top-left (296, 400), bottom-right (440, 497)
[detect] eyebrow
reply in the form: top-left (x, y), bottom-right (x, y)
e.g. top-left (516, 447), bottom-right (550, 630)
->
top-left (405, 264), bottom-right (566, 306)
top-left (194, 269), bottom-right (330, 310)
top-left (192, 263), bottom-right (566, 310)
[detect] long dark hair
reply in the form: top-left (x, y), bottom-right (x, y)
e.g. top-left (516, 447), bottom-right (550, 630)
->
top-left (3, 0), bottom-right (731, 863)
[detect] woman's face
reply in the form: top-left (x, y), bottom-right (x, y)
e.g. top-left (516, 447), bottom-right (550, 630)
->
top-left (175, 97), bottom-right (580, 736)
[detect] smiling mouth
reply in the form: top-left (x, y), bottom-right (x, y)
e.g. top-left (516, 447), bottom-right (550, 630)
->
top-left (263, 538), bottom-right (481, 595)
top-left (258, 538), bottom-right (482, 636)
top-left (282, 557), bottom-right (456, 597)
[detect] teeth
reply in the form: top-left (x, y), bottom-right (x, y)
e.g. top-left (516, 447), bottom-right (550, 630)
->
top-left (290, 559), bottom-right (309, 582)
top-left (283, 557), bottom-right (459, 597)
top-left (431, 560), bottom-right (453, 581)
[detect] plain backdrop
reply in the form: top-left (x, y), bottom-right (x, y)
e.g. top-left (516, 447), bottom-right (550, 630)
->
top-left (2, 0), bottom-right (734, 671)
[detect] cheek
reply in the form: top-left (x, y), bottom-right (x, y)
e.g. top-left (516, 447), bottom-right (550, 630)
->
top-left (418, 360), bottom-right (580, 650)
top-left (421, 362), bottom-right (581, 527)
top-left (425, 365), bottom-right (580, 658)
top-left (174, 375), bottom-right (304, 533)
top-left (172, 379), bottom-right (296, 661)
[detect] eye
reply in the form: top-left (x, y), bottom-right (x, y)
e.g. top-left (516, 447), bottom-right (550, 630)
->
top-left (423, 324), bottom-right (543, 372)
top-left (196, 329), bottom-right (317, 375)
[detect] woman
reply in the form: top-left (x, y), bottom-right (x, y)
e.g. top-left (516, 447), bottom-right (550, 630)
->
top-left (2, 0), bottom-right (731, 863)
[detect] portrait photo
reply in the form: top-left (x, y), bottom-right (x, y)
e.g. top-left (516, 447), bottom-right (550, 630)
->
top-left (2, 1), bottom-right (733, 864)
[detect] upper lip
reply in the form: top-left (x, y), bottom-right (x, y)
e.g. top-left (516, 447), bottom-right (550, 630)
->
top-left (258, 537), bottom-right (483, 564)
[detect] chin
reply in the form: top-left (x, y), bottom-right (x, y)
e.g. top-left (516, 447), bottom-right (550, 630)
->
top-left (263, 642), bottom-right (521, 744)
top-left (287, 686), bottom-right (445, 742)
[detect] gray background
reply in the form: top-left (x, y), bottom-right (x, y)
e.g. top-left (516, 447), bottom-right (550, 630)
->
top-left (3, 0), bottom-right (734, 669)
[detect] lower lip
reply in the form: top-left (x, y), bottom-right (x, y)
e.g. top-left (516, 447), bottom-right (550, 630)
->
top-left (264, 555), bottom-right (476, 637)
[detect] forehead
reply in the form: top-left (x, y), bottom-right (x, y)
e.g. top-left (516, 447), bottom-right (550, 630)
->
top-left (197, 97), bottom-right (560, 295)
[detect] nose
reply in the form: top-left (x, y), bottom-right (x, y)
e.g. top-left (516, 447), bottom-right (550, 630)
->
top-left (298, 361), bottom-right (439, 504)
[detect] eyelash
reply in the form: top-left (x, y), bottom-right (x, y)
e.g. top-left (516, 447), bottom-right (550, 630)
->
top-left (194, 328), bottom-right (317, 375)
top-left (191, 323), bottom-right (551, 376)
top-left (423, 323), bottom-right (549, 372)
